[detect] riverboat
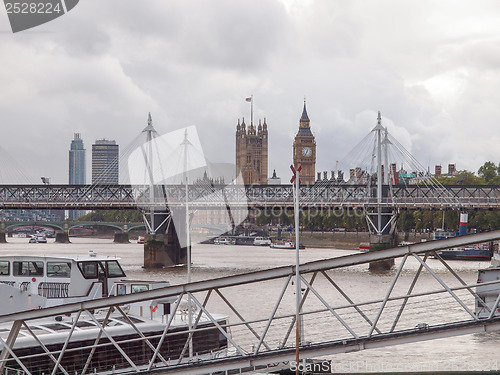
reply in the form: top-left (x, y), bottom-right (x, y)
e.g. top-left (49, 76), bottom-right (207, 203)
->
top-left (253, 237), bottom-right (271, 246)
top-left (436, 243), bottom-right (493, 261)
top-left (0, 252), bottom-right (228, 375)
top-left (214, 236), bottom-right (235, 245)
top-left (270, 240), bottom-right (305, 249)
top-left (29, 235), bottom-right (47, 243)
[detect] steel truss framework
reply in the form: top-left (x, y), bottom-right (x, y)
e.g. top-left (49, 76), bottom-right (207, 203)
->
top-left (2, 184), bottom-right (500, 211)
top-left (2, 231), bottom-right (500, 375)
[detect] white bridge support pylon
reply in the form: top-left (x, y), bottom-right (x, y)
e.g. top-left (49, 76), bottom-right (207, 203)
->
top-left (2, 231), bottom-right (500, 375)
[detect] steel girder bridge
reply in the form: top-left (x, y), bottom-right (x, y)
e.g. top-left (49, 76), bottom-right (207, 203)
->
top-left (2, 184), bottom-right (500, 210)
top-left (1, 231), bottom-right (500, 375)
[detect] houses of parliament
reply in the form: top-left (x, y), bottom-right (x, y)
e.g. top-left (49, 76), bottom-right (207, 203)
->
top-left (236, 101), bottom-right (316, 185)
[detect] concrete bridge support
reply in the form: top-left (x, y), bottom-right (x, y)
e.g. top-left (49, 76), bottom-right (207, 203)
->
top-left (0, 221), bottom-right (5, 243)
top-left (368, 233), bottom-right (395, 271)
top-left (144, 209), bottom-right (188, 268)
top-left (113, 232), bottom-right (130, 243)
top-left (114, 223), bottom-right (130, 243)
top-left (55, 231), bottom-right (70, 243)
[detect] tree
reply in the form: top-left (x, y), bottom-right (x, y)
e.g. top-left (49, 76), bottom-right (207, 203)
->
top-left (478, 161), bottom-right (498, 184)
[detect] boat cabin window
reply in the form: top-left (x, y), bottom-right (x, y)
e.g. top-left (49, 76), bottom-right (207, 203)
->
top-left (106, 260), bottom-right (125, 278)
top-left (77, 261), bottom-right (99, 279)
top-left (0, 261), bottom-right (9, 276)
top-left (77, 260), bottom-right (125, 279)
top-left (131, 284), bottom-right (149, 293)
top-left (13, 261), bottom-right (44, 277)
top-left (116, 284), bottom-right (127, 295)
top-left (47, 262), bottom-right (71, 278)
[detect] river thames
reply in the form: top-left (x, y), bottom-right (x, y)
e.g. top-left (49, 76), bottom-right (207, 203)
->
top-left (3, 236), bottom-right (500, 373)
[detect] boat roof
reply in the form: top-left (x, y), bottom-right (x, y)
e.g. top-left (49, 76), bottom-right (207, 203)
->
top-left (0, 254), bottom-right (120, 262)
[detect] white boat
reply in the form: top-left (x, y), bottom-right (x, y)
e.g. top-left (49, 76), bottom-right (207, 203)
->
top-left (475, 266), bottom-right (500, 319)
top-left (214, 236), bottom-right (235, 245)
top-left (253, 237), bottom-right (271, 246)
top-left (28, 235), bottom-right (47, 243)
top-left (0, 252), bottom-right (228, 374)
top-left (270, 240), bottom-right (295, 249)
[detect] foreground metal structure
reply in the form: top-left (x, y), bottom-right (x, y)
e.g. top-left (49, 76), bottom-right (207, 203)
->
top-left (2, 231), bottom-right (500, 374)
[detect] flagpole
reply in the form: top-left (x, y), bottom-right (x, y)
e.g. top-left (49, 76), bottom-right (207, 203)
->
top-left (183, 130), bottom-right (193, 359)
top-left (294, 167), bottom-right (300, 375)
top-left (251, 94), bottom-right (253, 125)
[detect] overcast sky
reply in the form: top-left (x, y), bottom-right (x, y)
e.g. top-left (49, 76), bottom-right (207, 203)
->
top-left (2, 0), bottom-right (500, 184)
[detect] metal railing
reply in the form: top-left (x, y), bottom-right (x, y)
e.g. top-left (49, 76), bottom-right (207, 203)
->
top-left (1, 231), bottom-right (500, 374)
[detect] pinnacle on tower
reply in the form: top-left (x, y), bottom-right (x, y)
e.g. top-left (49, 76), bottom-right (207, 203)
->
top-left (142, 112), bottom-right (156, 133)
top-left (372, 110), bottom-right (385, 132)
top-left (300, 99), bottom-right (310, 123)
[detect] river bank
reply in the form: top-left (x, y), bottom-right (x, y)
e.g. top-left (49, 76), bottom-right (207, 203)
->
top-left (297, 231), bottom-right (433, 249)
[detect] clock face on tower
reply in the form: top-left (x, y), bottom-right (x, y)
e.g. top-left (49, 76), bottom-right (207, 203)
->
top-left (302, 146), bottom-right (312, 157)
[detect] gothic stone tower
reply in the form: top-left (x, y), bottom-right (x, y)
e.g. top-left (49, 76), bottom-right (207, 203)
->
top-left (236, 118), bottom-right (268, 185)
top-left (293, 101), bottom-right (316, 185)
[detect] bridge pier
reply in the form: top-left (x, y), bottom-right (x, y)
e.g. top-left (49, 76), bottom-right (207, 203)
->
top-left (0, 221), bottom-right (5, 243)
top-left (114, 232), bottom-right (130, 243)
top-left (144, 210), bottom-right (187, 268)
top-left (55, 231), bottom-right (70, 243)
top-left (368, 234), bottom-right (395, 271)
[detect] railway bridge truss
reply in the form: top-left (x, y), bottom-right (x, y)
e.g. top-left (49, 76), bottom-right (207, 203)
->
top-left (2, 230), bottom-right (500, 374)
top-left (2, 184), bottom-right (500, 210)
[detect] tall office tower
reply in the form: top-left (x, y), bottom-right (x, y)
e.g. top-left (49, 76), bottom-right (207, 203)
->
top-left (68, 133), bottom-right (86, 219)
top-left (69, 133), bottom-right (86, 184)
top-left (293, 100), bottom-right (316, 185)
top-left (92, 139), bottom-right (119, 185)
top-left (235, 118), bottom-right (268, 185)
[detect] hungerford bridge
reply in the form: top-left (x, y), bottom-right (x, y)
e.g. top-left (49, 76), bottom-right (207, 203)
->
top-left (1, 183), bottom-right (500, 210)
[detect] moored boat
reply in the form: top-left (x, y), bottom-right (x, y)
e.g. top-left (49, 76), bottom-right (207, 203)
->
top-left (253, 237), bottom-right (271, 246)
top-left (437, 243), bottom-right (493, 261)
top-left (270, 240), bottom-right (295, 249)
top-left (0, 252), bottom-right (228, 375)
top-left (214, 236), bottom-right (236, 245)
top-left (270, 240), bottom-right (305, 249)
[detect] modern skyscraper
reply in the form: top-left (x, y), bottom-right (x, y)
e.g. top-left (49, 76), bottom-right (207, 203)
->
top-left (293, 100), bottom-right (316, 185)
top-left (92, 139), bottom-right (119, 185)
top-left (235, 118), bottom-right (268, 185)
top-left (69, 133), bottom-right (86, 185)
top-left (68, 133), bottom-right (86, 219)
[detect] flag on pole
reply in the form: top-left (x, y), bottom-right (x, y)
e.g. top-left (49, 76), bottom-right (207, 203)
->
top-left (245, 97), bottom-right (252, 102)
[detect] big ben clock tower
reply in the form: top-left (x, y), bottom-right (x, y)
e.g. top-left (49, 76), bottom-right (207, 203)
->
top-left (293, 100), bottom-right (316, 185)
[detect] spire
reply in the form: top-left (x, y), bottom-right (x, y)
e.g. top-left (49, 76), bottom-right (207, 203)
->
top-left (300, 98), bottom-right (310, 123)
top-left (372, 110), bottom-right (385, 132)
top-left (142, 112), bottom-right (156, 134)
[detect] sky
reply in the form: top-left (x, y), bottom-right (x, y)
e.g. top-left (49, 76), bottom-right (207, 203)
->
top-left (2, 0), bottom-right (500, 184)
